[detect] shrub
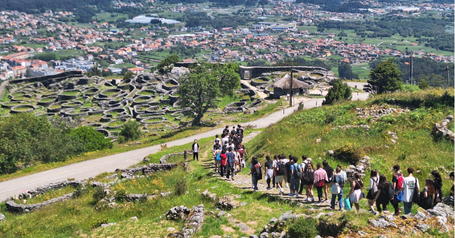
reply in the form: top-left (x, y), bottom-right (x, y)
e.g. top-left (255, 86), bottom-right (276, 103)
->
top-left (174, 177), bottom-right (187, 196)
top-left (118, 120), bottom-right (142, 143)
top-left (288, 217), bottom-right (319, 238)
top-left (69, 126), bottom-right (113, 151)
top-left (93, 187), bottom-right (106, 202)
top-left (114, 189), bottom-right (126, 202)
top-left (334, 143), bottom-right (363, 165)
top-left (72, 184), bottom-right (84, 198)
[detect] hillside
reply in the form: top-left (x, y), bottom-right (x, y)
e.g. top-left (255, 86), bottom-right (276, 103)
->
top-left (0, 89), bottom-right (453, 237)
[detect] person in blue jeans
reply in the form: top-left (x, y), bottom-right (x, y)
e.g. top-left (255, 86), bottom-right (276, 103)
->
top-left (289, 156), bottom-right (301, 197)
top-left (331, 166), bottom-right (345, 210)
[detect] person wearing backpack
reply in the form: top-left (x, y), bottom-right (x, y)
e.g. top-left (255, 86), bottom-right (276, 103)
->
top-left (226, 147), bottom-right (236, 181)
top-left (348, 172), bottom-right (364, 211)
top-left (314, 163), bottom-right (328, 203)
top-left (303, 162), bottom-right (315, 202)
top-left (366, 169), bottom-right (379, 215)
top-left (373, 174), bottom-right (394, 215)
top-left (396, 167), bottom-right (420, 215)
top-left (265, 156), bottom-right (274, 190)
top-left (330, 166), bottom-right (345, 210)
top-left (298, 155), bottom-right (308, 195)
top-left (249, 156), bottom-right (261, 191)
top-left (391, 165), bottom-right (404, 216)
top-left (219, 148), bottom-right (227, 177)
top-left (289, 156), bottom-right (302, 197)
top-left (275, 156), bottom-right (286, 195)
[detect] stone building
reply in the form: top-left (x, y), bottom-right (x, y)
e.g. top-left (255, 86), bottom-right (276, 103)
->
top-left (272, 74), bottom-right (310, 99)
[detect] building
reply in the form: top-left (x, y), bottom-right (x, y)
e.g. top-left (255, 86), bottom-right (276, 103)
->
top-left (272, 74), bottom-right (310, 99)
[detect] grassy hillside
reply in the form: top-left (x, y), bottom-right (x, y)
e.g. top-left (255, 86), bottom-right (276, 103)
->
top-left (246, 88), bottom-right (454, 194)
top-left (0, 89), bottom-right (453, 237)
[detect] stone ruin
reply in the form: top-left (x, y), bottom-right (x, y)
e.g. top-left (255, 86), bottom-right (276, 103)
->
top-left (433, 115), bottom-right (454, 141)
top-left (1, 67), bottom-right (264, 139)
top-left (167, 204), bottom-right (205, 238)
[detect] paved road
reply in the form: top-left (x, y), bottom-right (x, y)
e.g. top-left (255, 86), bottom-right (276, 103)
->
top-left (0, 87), bottom-right (368, 201)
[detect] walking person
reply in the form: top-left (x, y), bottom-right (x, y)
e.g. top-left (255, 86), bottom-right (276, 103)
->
top-left (219, 148), bottom-right (227, 177)
top-left (226, 148), bottom-right (236, 181)
top-left (348, 172), bottom-right (364, 211)
top-left (289, 156), bottom-right (302, 197)
top-left (366, 169), bottom-right (380, 215)
top-left (330, 166), bottom-right (346, 210)
top-left (373, 175), bottom-right (394, 215)
top-left (192, 139), bottom-right (200, 161)
top-left (391, 165), bottom-right (404, 216)
top-left (303, 162), bottom-right (315, 202)
top-left (313, 163), bottom-right (328, 203)
top-left (298, 156), bottom-right (308, 195)
top-left (275, 155), bottom-right (286, 195)
top-left (396, 167), bottom-right (419, 215)
top-left (249, 157), bottom-right (261, 191)
top-left (323, 160), bottom-right (334, 202)
top-left (420, 178), bottom-right (436, 209)
top-left (265, 156), bottom-right (274, 190)
top-left (431, 170), bottom-right (443, 205)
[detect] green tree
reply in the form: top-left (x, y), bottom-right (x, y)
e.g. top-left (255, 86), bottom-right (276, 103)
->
top-left (323, 79), bottom-right (352, 105)
top-left (177, 62), bottom-right (240, 126)
top-left (418, 79), bottom-right (429, 90)
top-left (123, 71), bottom-right (135, 80)
top-left (70, 127), bottom-right (113, 151)
top-left (367, 58), bottom-right (403, 94)
top-left (338, 61), bottom-right (358, 80)
top-left (156, 54), bottom-right (180, 74)
top-left (118, 120), bottom-right (142, 143)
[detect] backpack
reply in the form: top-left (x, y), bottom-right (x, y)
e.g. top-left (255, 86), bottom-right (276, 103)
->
top-left (255, 165), bottom-right (262, 180)
top-left (304, 169), bottom-right (314, 182)
top-left (276, 162), bottom-right (286, 176)
top-left (294, 164), bottom-right (302, 179)
top-left (394, 174), bottom-right (404, 190)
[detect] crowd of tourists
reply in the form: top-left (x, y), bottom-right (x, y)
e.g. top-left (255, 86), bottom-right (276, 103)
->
top-left (206, 128), bottom-right (454, 215)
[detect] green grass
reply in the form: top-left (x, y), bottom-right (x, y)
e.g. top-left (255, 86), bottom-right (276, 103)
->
top-left (1, 88), bottom-right (9, 102)
top-left (246, 89), bottom-right (454, 195)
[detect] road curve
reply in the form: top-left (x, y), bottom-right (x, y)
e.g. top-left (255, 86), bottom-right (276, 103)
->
top-left (0, 88), bottom-right (369, 201)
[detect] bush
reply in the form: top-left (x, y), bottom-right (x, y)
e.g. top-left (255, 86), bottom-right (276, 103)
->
top-left (114, 189), bottom-right (126, 202)
top-left (334, 143), bottom-right (363, 165)
top-left (288, 217), bottom-right (319, 238)
top-left (72, 185), bottom-right (84, 198)
top-left (174, 177), bottom-right (187, 196)
top-left (70, 127), bottom-right (113, 151)
top-left (118, 120), bottom-right (142, 143)
top-left (93, 187), bottom-right (106, 202)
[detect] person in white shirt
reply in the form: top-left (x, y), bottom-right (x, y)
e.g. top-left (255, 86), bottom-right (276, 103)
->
top-left (192, 139), bottom-right (199, 161)
top-left (222, 134), bottom-right (229, 147)
top-left (214, 134), bottom-right (221, 145)
top-left (397, 167), bottom-right (420, 215)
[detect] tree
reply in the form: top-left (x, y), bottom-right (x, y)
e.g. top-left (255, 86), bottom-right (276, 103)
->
top-left (156, 54), bottom-right (180, 74)
top-left (123, 71), bottom-right (135, 80)
top-left (70, 127), bottom-right (113, 151)
top-left (338, 61), bottom-right (358, 80)
top-left (177, 62), bottom-right (240, 126)
top-left (118, 120), bottom-right (142, 143)
top-left (418, 79), bottom-right (429, 90)
top-left (367, 58), bottom-right (403, 94)
top-left (323, 79), bottom-right (352, 105)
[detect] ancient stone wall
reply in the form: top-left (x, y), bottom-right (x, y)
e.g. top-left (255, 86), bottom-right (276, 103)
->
top-left (239, 66), bottom-right (327, 79)
top-left (10, 71), bottom-right (83, 85)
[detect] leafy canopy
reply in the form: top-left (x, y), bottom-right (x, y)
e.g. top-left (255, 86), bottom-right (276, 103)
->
top-left (177, 62), bottom-right (240, 126)
top-left (323, 79), bottom-right (352, 105)
top-left (367, 58), bottom-right (403, 94)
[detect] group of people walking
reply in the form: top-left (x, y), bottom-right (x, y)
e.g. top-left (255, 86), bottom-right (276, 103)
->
top-left (204, 127), bottom-right (453, 216)
top-left (210, 125), bottom-right (246, 181)
top-left (244, 153), bottom-right (453, 215)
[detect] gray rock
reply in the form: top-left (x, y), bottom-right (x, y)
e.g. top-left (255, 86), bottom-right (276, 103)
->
top-left (278, 211), bottom-right (296, 222)
top-left (327, 150), bottom-right (334, 156)
top-left (358, 231), bottom-right (367, 236)
top-left (270, 217), bottom-right (278, 224)
top-left (260, 232), bottom-right (269, 238)
top-left (369, 218), bottom-right (397, 228)
top-left (240, 202), bottom-right (247, 206)
top-left (325, 212), bottom-right (334, 217)
top-left (427, 203), bottom-right (454, 219)
top-left (130, 216), bottom-right (138, 220)
top-left (384, 215), bottom-right (396, 222)
top-left (271, 232), bottom-right (280, 238)
top-left (314, 212), bottom-right (325, 219)
top-left (315, 236), bottom-right (322, 238)
top-left (238, 223), bottom-right (249, 231)
top-left (416, 223), bottom-right (429, 232)
top-left (0, 213), bottom-right (5, 222)
top-left (217, 211), bottom-right (226, 217)
top-left (161, 191), bottom-right (171, 197)
top-left (249, 235), bottom-right (259, 238)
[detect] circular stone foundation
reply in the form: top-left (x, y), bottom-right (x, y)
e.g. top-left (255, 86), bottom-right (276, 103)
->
top-left (10, 105), bottom-right (35, 113)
